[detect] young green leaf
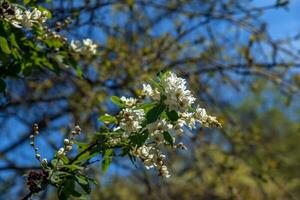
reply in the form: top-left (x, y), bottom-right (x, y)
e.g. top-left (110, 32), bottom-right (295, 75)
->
top-left (129, 130), bottom-right (149, 146)
top-left (98, 114), bottom-right (117, 124)
top-left (0, 36), bottom-right (11, 54)
top-left (111, 96), bottom-right (126, 108)
top-left (166, 110), bottom-right (179, 121)
top-left (102, 149), bottom-right (114, 173)
top-left (58, 179), bottom-right (82, 200)
top-left (163, 131), bottom-right (174, 146)
top-left (146, 103), bottom-right (165, 123)
top-left (75, 175), bottom-right (91, 193)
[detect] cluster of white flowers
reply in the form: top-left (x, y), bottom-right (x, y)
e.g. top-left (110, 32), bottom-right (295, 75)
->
top-left (119, 108), bottom-right (145, 134)
top-left (103, 72), bottom-right (221, 178)
top-left (1, 3), bottom-right (48, 29)
top-left (162, 72), bottom-right (196, 112)
top-left (142, 84), bottom-right (160, 100)
top-left (142, 72), bottom-right (221, 134)
top-left (70, 39), bottom-right (98, 56)
top-left (120, 96), bottom-right (138, 107)
top-left (56, 125), bottom-right (81, 158)
top-left (132, 145), bottom-right (170, 178)
top-left (146, 119), bottom-right (173, 138)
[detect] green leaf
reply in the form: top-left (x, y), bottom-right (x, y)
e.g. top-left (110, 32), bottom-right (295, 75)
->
top-left (129, 130), bottom-right (149, 146)
top-left (163, 131), bottom-right (174, 146)
top-left (75, 151), bottom-right (99, 164)
top-left (75, 142), bottom-right (90, 153)
top-left (75, 175), bottom-right (91, 194)
top-left (23, 0), bottom-right (31, 4)
top-left (146, 103), bottom-right (165, 123)
top-left (0, 79), bottom-right (6, 92)
top-left (63, 164), bottom-right (84, 171)
top-left (0, 36), bottom-right (11, 54)
top-left (146, 77), bottom-right (161, 89)
top-left (58, 179), bottom-right (82, 200)
top-left (98, 114), bottom-right (117, 124)
top-left (138, 101), bottom-right (157, 112)
top-left (51, 159), bottom-right (64, 167)
top-left (102, 149), bottom-right (114, 173)
top-left (166, 110), bottom-right (179, 121)
top-left (9, 33), bottom-right (20, 49)
top-left (157, 70), bottom-right (170, 80)
top-left (76, 67), bottom-right (83, 78)
top-left (111, 96), bottom-right (126, 108)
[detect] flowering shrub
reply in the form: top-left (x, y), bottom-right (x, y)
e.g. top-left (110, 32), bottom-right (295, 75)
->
top-left (27, 71), bottom-right (221, 199)
top-left (0, 1), bottom-right (97, 92)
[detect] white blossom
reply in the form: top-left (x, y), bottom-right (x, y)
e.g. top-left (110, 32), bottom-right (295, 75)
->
top-left (161, 72), bottom-right (196, 112)
top-left (82, 39), bottom-right (97, 55)
top-left (70, 38), bottom-right (97, 55)
top-left (142, 84), bottom-right (160, 100)
top-left (119, 108), bottom-right (145, 133)
top-left (70, 40), bottom-right (82, 53)
top-left (194, 106), bottom-right (221, 127)
top-left (159, 165), bottom-right (170, 178)
top-left (8, 7), bottom-right (48, 29)
top-left (120, 96), bottom-right (138, 107)
top-left (57, 147), bottom-right (65, 158)
top-left (146, 119), bottom-right (173, 136)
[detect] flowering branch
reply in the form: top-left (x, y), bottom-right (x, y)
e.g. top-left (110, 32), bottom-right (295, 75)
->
top-left (24, 71), bottom-right (221, 199)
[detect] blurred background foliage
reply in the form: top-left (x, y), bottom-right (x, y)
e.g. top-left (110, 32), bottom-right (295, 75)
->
top-left (0, 0), bottom-right (300, 199)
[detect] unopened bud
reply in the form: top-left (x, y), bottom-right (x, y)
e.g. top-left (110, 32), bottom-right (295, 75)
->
top-left (65, 145), bottom-right (72, 151)
top-left (35, 154), bottom-right (41, 160)
top-left (64, 139), bottom-right (70, 145)
top-left (71, 130), bottom-right (77, 135)
top-left (41, 158), bottom-right (48, 166)
top-left (33, 124), bottom-right (39, 131)
top-left (57, 148), bottom-right (65, 158)
top-left (74, 125), bottom-right (81, 133)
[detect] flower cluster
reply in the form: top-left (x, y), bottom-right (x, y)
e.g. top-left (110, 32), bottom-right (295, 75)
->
top-left (161, 72), bottom-right (196, 112)
top-left (70, 39), bottom-right (98, 56)
top-left (142, 84), bottom-right (160, 100)
top-left (105, 72), bottom-right (221, 178)
top-left (132, 145), bottom-right (170, 177)
top-left (119, 108), bottom-right (145, 133)
top-left (120, 96), bottom-right (138, 107)
top-left (28, 72), bottom-right (220, 183)
top-left (0, 1), bottom-right (48, 29)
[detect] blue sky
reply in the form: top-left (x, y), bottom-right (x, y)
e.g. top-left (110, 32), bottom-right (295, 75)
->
top-left (255, 0), bottom-right (300, 39)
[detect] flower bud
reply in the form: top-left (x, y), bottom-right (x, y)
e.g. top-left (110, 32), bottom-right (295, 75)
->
top-left (35, 154), bottom-right (41, 160)
top-left (41, 158), bottom-right (48, 165)
top-left (57, 148), bottom-right (65, 158)
top-left (74, 125), bottom-right (81, 133)
top-left (65, 145), bottom-right (72, 151)
top-left (64, 139), bottom-right (70, 145)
